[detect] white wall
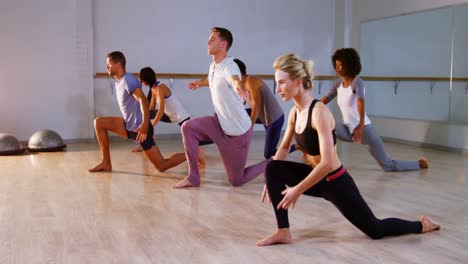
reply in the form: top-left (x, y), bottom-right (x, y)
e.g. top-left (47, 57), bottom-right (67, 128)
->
top-left (0, 0), bottom-right (94, 141)
top-left (93, 0), bottom-right (336, 134)
top-left (350, 0), bottom-right (468, 151)
top-left (0, 0), bottom-right (338, 141)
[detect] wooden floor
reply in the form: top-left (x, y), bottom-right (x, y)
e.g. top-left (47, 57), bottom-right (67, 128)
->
top-left (0, 135), bottom-right (466, 264)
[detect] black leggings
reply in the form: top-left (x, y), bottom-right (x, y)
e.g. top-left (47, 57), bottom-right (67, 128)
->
top-left (265, 160), bottom-right (422, 239)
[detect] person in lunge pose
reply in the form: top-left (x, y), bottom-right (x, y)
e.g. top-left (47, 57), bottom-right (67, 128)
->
top-left (131, 67), bottom-right (208, 168)
top-left (321, 48), bottom-right (428, 171)
top-left (257, 53), bottom-right (440, 246)
top-left (89, 51), bottom-right (186, 173)
top-left (173, 27), bottom-right (269, 188)
top-left (233, 58), bottom-right (296, 159)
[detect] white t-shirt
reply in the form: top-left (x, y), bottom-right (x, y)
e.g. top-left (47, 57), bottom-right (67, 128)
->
top-left (337, 81), bottom-right (371, 132)
top-left (209, 56), bottom-right (251, 136)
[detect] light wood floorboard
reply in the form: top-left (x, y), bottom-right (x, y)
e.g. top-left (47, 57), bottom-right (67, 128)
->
top-left (0, 135), bottom-right (466, 263)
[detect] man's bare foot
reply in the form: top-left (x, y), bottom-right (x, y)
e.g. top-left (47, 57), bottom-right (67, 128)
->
top-left (131, 146), bottom-right (143, 152)
top-left (198, 162), bottom-right (206, 171)
top-left (420, 215), bottom-right (441, 233)
top-left (172, 178), bottom-right (197, 189)
top-left (256, 228), bottom-right (292, 247)
top-left (88, 162), bottom-right (112, 172)
top-left (198, 148), bottom-right (206, 170)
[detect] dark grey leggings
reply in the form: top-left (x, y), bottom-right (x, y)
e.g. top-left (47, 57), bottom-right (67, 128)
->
top-left (265, 160), bottom-right (422, 239)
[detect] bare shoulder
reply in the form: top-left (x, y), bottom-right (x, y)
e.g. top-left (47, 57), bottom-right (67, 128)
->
top-left (157, 82), bottom-right (170, 90)
top-left (287, 107), bottom-right (296, 124)
top-left (157, 83), bottom-right (171, 96)
top-left (246, 76), bottom-right (263, 88)
top-left (314, 100), bottom-right (329, 113)
top-left (312, 101), bottom-right (334, 128)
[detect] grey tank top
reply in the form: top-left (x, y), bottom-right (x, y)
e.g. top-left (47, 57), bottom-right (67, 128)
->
top-left (256, 78), bottom-right (283, 126)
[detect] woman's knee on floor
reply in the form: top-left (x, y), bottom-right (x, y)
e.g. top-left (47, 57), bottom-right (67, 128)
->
top-left (154, 162), bottom-right (169, 172)
top-left (378, 160), bottom-right (397, 172)
top-left (361, 223), bottom-right (385, 240)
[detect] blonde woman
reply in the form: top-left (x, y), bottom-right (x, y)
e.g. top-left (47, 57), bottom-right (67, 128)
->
top-left (257, 53), bottom-right (440, 246)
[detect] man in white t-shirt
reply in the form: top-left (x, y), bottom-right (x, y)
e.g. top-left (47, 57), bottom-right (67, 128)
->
top-left (173, 27), bottom-right (269, 188)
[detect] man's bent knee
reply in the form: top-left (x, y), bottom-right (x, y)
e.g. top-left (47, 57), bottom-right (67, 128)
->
top-left (94, 117), bottom-right (104, 128)
top-left (228, 177), bottom-right (244, 187)
top-left (181, 120), bottom-right (196, 135)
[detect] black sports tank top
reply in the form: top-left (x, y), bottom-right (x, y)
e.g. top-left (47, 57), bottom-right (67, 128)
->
top-left (294, 99), bottom-right (336, 156)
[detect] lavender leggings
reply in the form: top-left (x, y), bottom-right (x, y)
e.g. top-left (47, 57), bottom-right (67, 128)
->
top-left (181, 115), bottom-right (269, 187)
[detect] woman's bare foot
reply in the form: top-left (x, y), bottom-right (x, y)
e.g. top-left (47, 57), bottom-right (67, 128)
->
top-left (88, 162), bottom-right (112, 172)
top-left (420, 215), bottom-right (441, 233)
top-left (131, 146), bottom-right (143, 152)
top-left (198, 148), bottom-right (206, 170)
top-left (256, 228), bottom-right (292, 247)
top-left (419, 157), bottom-right (429, 169)
top-left (172, 178), bottom-right (197, 189)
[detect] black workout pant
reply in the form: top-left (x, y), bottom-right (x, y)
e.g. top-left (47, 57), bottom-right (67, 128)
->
top-left (265, 160), bottom-right (422, 239)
